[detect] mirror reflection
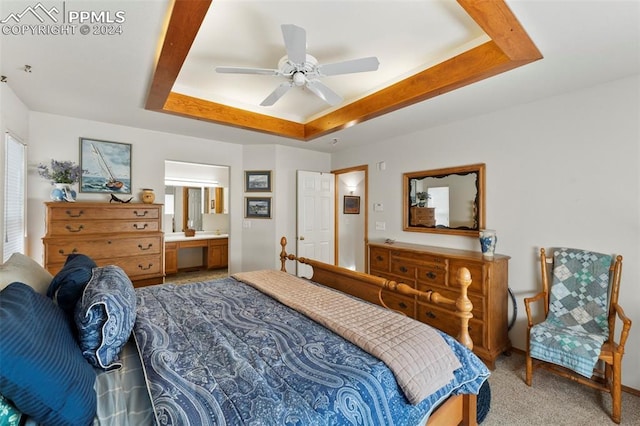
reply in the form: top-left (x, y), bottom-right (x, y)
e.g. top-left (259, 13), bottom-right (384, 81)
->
top-left (403, 164), bottom-right (485, 237)
top-left (164, 161), bottom-right (230, 234)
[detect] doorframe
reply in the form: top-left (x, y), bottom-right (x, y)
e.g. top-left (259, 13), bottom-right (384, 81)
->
top-left (332, 165), bottom-right (369, 273)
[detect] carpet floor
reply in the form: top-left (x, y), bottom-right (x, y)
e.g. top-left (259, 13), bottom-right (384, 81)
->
top-left (482, 352), bottom-right (639, 425)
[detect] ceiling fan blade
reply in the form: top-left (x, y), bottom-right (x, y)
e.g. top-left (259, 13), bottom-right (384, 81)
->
top-left (281, 24), bottom-right (306, 65)
top-left (318, 56), bottom-right (380, 76)
top-left (260, 82), bottom-right (294, 106)
top-left (305, 80), bottom-right (343, 106)
top-left (216, 66), bottom-right (279, 75)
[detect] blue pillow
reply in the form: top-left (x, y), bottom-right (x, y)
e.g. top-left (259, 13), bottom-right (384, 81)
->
top-left (0, 282), bottom-right (96, 425)
top-left (74, 265), bottom-right (137, 370)
top-left (47, 253), bottom-right (97, 317)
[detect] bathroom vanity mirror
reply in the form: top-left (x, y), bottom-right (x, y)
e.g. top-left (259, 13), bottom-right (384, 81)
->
top-left (164, 161), bottom-right (230, 234)
top-left (403, 163), bottom-right (485, 237)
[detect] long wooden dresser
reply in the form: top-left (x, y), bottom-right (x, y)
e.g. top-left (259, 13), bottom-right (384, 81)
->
top-left (43, 202), bottom-right (164, 287)
top-left (368, 241), bottom-right (511, 369)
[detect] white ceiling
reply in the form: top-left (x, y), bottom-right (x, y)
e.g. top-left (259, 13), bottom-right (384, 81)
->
top-left (1, 1), bottom-right (639, 153)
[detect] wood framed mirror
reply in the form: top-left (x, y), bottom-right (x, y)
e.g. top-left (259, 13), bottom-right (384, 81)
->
top-left (403, 163), bottom-right (485, 237)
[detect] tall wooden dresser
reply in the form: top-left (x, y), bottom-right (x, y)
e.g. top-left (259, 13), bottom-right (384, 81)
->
top-left (368, 241), bottom-right (510, 369)
top-left (43, 202), bottom-right (164, 287)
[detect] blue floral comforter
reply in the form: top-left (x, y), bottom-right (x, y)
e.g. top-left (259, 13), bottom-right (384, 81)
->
top-left (133, 277), bottom-right (489, 425)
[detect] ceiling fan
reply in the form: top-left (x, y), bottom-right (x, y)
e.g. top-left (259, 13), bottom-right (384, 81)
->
top-left (215, 24), bottom-right (380, 107)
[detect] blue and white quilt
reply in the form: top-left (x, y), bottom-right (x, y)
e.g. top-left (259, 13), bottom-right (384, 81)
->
top-left (133, 276), bottom-right (489, 425)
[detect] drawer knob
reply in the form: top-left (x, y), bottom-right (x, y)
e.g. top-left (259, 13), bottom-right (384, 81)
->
top-left (133, 223), bottom-right (149, 230)
top-left (425, 311), bottom-right (436, 319)
top-left (138, 263), bottom-right (153, 270)
top-left (58, 248), bottom-right (78, 256)
top-left (376, 255), bottom-right (383, 262)
top-left (425, 271), bottom-right (437, 280)
top-left (133, 210), bottom-right (149, 217)
top-left (65, 224), bottom-right (84, 233)
top-left (138, 243), bottom-right (153, 251)
top-left (399, 302), bottom-right (408, 309)
top-left (399, 266), bottom-right (408, 273)
top-left (65, 210), bottom-right (84, 218)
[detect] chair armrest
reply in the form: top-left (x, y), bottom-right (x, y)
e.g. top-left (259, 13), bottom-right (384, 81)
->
top-left (612, 302), bottom-right (632, 352)
top-left (524, 292), bottom-right (546, 327)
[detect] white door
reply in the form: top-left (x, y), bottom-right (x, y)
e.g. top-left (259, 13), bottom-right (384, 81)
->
top-left (297, 170), bottom-right (335, 277)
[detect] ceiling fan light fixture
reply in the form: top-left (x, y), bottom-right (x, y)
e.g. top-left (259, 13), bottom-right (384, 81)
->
top-left (292, 72), bottom-right (306, 86)
top-left (215, 24), bottom-right (379, 106)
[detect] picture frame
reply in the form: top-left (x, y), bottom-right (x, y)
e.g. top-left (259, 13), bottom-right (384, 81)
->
top-left (245, 170), bottom-right (272, 192)
top-left (80, 137), bottom-right (132, 194)
top-left (245, 197), bottom-right (271, 219)
top-left (344, 195), bottom-right (360, 214)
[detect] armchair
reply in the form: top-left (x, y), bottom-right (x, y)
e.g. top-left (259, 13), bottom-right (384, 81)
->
top-left (524, 248), bottom-right (631, 424)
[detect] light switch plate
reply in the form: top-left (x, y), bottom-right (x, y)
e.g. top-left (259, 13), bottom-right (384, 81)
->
top-left (375, 221), bottom-right (386, 231)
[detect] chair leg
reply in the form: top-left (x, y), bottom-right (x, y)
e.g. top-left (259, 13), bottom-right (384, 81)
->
top-left (525, 332), bottom-right (533, 386)
top-left (610, 356), bottom-right (622, 424)
top-left (525, 353), bottom-right (533, 386)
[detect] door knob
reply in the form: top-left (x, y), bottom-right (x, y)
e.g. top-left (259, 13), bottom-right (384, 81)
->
top-left (299, 236), bottom-right (305, 240)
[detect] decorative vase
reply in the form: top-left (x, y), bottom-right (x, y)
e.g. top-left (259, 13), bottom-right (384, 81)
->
top-left (50, 183), bottom-right (76, 202)
top-left (479, 229), bottom-right (497, 258)
top-left (141, 188), bottom-right (155, 204)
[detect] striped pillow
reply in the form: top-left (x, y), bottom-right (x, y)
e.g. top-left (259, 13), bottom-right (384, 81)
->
top-left (0, 282), bottom-right (96, 425)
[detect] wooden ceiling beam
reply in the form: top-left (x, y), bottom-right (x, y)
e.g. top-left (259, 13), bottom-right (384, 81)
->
top-left (145, 0), bottom-right (542, 141)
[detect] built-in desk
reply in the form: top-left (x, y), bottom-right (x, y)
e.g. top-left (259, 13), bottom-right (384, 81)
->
top-left (164, 233), bottom-right (228, 275)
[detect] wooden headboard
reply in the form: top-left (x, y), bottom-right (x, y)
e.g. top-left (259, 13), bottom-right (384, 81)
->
top-left (278, 236), bottom-right (474, 350)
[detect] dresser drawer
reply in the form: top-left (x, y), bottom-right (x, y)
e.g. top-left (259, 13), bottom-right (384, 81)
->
top-left (417, 303), bottom-right (484, 347)
top-left (380, 292), bottom-right (415, 317)
top-left (44, 235), bottom-right (162, 264)
top-left (47, 219), bottom-right (160, 236)
top-left (369, 247), bottom-right (390, 271)
top-left (389, 260), bottom-right (416, 280)
top-left (449, 260), bottom-right (485, 294)
top-left (109, 254), bottom-right (163, 279)
top-left (391, 250), bottom-right (446, 266)
top-left (48, 205), bottom-right (160, 221)
top-left (416, 263), bottom-right (447, 286)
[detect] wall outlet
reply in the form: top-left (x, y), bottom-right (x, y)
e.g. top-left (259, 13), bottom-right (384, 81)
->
top-left (375, 221), bottom-right (386, 231)
top-left (243, 220), bottom-right (251, 228)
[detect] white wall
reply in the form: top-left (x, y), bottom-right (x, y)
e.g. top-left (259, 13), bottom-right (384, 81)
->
top-left (331, 75), bottom-right (640, 389)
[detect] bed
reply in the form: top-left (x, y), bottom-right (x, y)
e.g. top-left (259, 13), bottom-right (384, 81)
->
top-left (0, 238), bottom-right (489, 426)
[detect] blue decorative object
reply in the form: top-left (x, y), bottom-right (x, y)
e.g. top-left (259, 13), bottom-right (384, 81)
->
top-left (75, 265), bottom-right (136, 370)
top-left (50, 183), bottom-right (76, 202)
top-left (479, 229), bottom-right (497, 258)
top-left (0, 282), bottom-right (96, 425)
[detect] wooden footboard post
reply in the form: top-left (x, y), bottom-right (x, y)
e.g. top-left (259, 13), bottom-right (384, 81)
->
top-left (455, 267), bottom-right (474, 351)
top-left (280, 237), bottom-right (288, 272)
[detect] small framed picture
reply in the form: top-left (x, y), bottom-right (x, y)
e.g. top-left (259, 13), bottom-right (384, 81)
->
top-left (245, 170), bottom-right (272, 192)
top-left (245, 197), bottom-right (272, 219)
top-left (344, 195), bottom-right (360, 214)
top-left (80, 137), bottom-right (132, 194)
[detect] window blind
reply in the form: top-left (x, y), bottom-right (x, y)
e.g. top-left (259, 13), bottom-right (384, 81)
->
top-left (3, 133), bottom-right (26, 261)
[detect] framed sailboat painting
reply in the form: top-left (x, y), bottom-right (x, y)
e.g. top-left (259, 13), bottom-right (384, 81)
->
top-left (79, 138), bottom-right (132, 194)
